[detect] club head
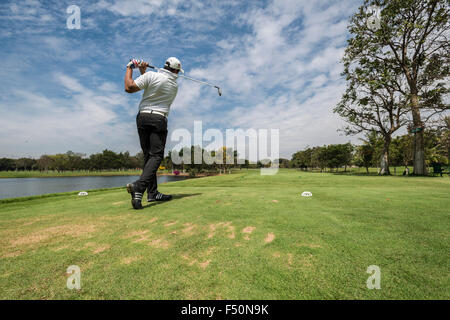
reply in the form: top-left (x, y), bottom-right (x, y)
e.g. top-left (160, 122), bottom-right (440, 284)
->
top-left (216, 86), bottom-right (222, 96)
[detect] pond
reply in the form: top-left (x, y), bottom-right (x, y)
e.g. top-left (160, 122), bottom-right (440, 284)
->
top-left (0, 175), bottom-right (188, 200)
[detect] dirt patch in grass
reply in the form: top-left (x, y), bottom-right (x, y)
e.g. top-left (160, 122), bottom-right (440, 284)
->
top-left (273, 252), bottom-right (314, 268)
top-left (300, 254), bottom-right (314, 267)
top-left (1, 251), bottom-right (21, 258)
top-left (164, 221), bottom-right (178, 227)
top-left (272, 200), bottom-right (279, 203)
top-left (208, 222), bottom-right (235, 239)
top-left (1, 215), bottom-right (57, 230)
top-left (223, 222), bottom-right (235, 239)
top-left (10, 224), bottom-right (98, 246)
top-left (287, 253), bottom-right (293, 266)
top-left (182, 254), bottom-right (197, 266)
top-left (112, 201), bottom-right (126, 206)
top-left (242, 226), bottom-right (256, 240)
top-left (148, 238), bottom-right (170, 249)
top-left (133, 235), bottom-right (150, 243)
top-left (83, 242), bottom-right (110, 253)
top-left (181, 223), bottom-right (196, 236)
top-left (125, 230), bottom-right (149, 238)
top-left (51, 245), bottom-right (70, 252)
top-left (124, 229), bottom-right (169, 248)
top-left (20, 221), bottom-right (35, 227)
top-left (182, 253), bottom-right (211, 269)
top-left (272, 252), bottom-right (313, 268)
top-left (148, 217), bottom-right (158, 224)
top-left (122, 256), bottom-right (140, 265)
top-left (123, 230), bottom-right (150, 243)
top-left (199, 260), bottom-right (211, 269)
top-left (208, 223), bottom-right (219, 238)
top-left (265, 233), bottom-right (276, 244)
top-left (92, 244), bottom-right (110, 254)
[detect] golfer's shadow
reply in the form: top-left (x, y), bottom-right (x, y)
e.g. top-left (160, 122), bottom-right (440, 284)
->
top-left (142, 193), bottom-right (202, 208)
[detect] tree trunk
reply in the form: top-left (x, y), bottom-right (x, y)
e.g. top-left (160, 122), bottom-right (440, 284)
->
top-left (410, 93), bottom-right (427, 175)
top-left (413, 130), bottom-right (426, 175)
top-left (379, 135), bottom-right (391, 175)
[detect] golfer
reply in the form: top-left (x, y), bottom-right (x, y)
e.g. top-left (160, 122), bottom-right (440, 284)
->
top-left (124, 57), bottom-right (183, 209)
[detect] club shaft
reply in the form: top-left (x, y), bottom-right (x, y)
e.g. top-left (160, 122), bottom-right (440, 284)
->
top-left (144, 64), bottom-right (221, 95)
top-left (146, 65), bottom-right (218, 88)
top-left (178, 75), bottom-right (218, 89)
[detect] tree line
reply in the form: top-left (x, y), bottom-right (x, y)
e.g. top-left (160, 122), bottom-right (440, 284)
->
top-left (1, 128), bottom-right (447, 174)
top-left (0, 147), bottom-right (259, 173)
top-left (0, 150), bottom-right (144, 172)
top-left (290, 128), bottom-right (448, 173)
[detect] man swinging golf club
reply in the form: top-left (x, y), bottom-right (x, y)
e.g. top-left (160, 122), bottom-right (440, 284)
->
top-left (124, 57), bottom-right (183, 210)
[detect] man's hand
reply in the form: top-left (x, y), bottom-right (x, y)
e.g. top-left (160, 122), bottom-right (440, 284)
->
top-left (139, 61), bottom-right (149, 75)
top-left (127, 59), bottom-right (144, 69)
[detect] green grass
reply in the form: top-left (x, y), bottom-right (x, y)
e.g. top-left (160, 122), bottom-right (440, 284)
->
top-left (0, 169), bottom-right (448, 299)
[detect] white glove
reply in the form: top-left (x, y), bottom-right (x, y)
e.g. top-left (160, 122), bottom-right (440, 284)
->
top-left (127, 59), bottom-right (144, 69)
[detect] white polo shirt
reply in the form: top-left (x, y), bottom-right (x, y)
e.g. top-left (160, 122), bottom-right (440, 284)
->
top-left (134, 68), bottom-right (179, 115)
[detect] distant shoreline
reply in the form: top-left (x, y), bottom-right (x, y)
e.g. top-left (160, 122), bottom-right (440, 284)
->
top-left (0, 170), bottom-right (219, 179)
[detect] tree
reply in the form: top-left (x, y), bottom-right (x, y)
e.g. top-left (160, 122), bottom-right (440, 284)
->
top-left (291, 147), bottom-right (314, 170)
top-left (344, 0), bottom-right (450, 175)
top-left (65, 151), bottom-right (84, 171)
top-left (274, 158), bottom-right (290, 168)
top-left (135, 151), bottom-right (145, 169)
top-left (311, 146), bottom-right (328, 172)
top-left (423, 119), bottom-right (449, 164)
top-left (339, 143), bottom-right (355, 172)
top-left (390, 134), bottom-right (414, 167)
top-left (355, 144), bottom-right (375, 173)
top-left (325, 143), bottom-right (354, 172)
top-left (36, 155), bottom-right (53, 171)
top-left (335, 46), bottom-right (409, 174)
top-left (15, 158), bottom-right (36, 171)
top-left (0, 158), bottom-right (15, 171)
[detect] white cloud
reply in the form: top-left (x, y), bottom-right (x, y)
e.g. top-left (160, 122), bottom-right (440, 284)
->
top-left (0, 73), bottom-right (139, 157)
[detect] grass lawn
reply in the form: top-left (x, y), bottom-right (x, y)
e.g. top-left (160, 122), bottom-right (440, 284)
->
top-left (0, 169), bottom-right (448, 299)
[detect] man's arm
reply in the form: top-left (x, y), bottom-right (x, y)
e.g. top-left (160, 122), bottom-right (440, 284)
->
top-left (124, 67), bottom-right (141, 93)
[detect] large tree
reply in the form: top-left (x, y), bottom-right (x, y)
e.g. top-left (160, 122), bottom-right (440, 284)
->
top-left (335, 53), bottom-right (409, 174)
top-left (344, 0), bottom-right (450, 175)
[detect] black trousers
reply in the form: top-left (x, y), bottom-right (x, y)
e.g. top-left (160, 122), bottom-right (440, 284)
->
top-left (133, 112), bottom-right (168, 196)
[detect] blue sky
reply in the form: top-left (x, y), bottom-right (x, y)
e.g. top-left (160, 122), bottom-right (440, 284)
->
top-left (0, 0), bottom-right (363, 159)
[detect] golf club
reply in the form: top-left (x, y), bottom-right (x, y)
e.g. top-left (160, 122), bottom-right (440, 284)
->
top-left (143, 63), bottom-right (222, 96)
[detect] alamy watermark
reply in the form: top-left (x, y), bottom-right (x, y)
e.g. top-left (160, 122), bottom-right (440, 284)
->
top-left (66, 5), bottom-right (81, 29)
top-left (66, 265), bottom-right (81, 290)
top-left (169, 121), bottom-right (280, 175)
top-left (366, 265), bottom-right (381, 289)
top-left (366, 5), bottom-right (381, 31)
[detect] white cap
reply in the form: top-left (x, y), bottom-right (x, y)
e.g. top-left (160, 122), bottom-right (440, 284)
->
top-left (165, 57), bottom-right (183, 73)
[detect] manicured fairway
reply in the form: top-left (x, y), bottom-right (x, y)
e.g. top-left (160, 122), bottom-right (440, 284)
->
top-left (0, 170), bottom-right (448, 299)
